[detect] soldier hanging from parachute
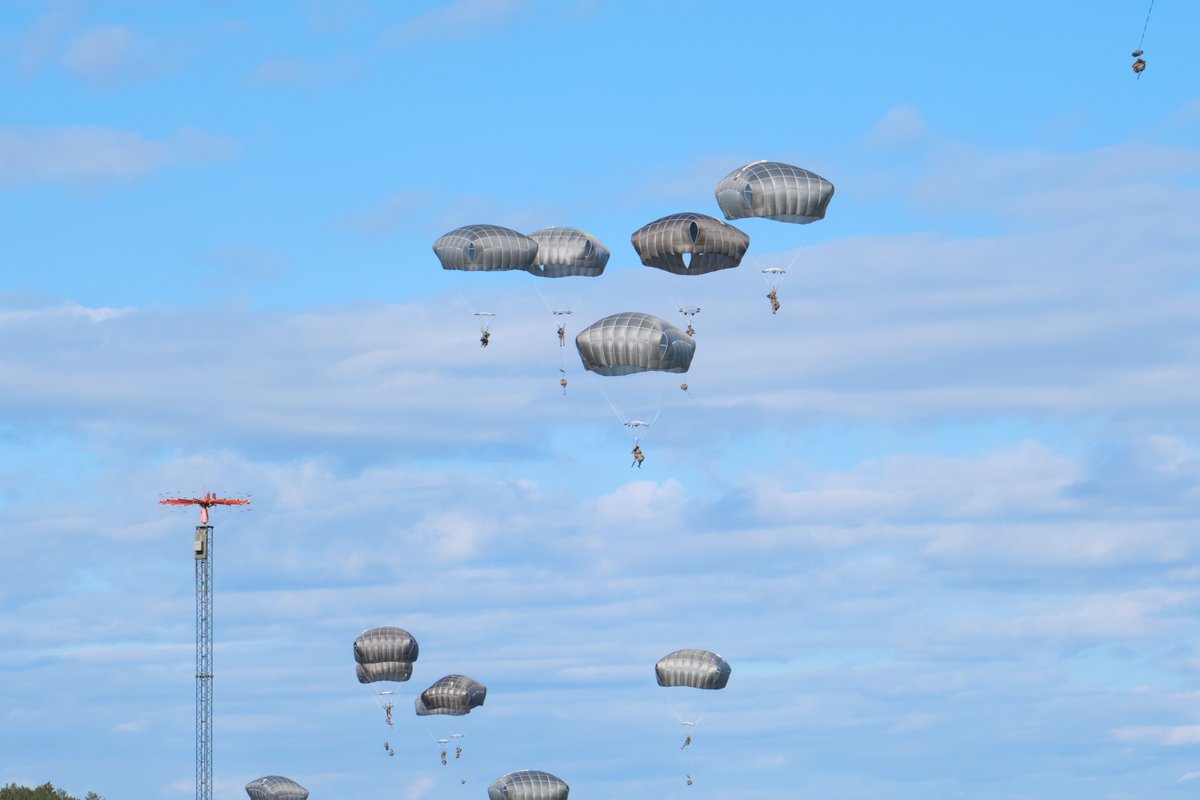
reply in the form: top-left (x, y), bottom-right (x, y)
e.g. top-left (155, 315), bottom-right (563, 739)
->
top-left (354, 626), bottom-right (418, 758)
top-left (433, 224), bottom-right (537, 350)
top-left (715, 160), bottom-right (836, 315)
top-left (576, 312), bottom-right (696, 466)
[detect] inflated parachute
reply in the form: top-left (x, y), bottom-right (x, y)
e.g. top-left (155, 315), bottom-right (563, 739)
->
top-left (575, 312), bottom-right (695, 376)
top-left (656, 648), bottom-right (731, 690)
top-left (416, 674), bottom-right (488, 716)
top-left (657, 649), bottom-right (731, 784)
top-left (433, 224), bottom-right (539, 272)
top-left (434, 224), bottom-right (539, 346)
top-left (355, 625), bottom-right (418, 755)
top-left (487, 770), bottom-right (569, 800)
top-left (631, 212), bottom-right (750, 275)
top-left (525, 226), bottom-right (610, 392)
top-left (245, 776), bottom-right (308, 800)
top-left (714, 161), bottom-right (834, 224)
top-left (526, 227), bottom-right (609, 278)
top-left (355, 626), bottom-right (419, 683)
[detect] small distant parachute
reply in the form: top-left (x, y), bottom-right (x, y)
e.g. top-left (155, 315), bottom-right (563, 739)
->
top-left (576, 312), bottom-right (695, 376)
top-left (631, 212), bottom-right (750, 275)
top-left (245, 776), bottom-right (308, 800)
top-left (416, 674), bottom-right (488, 716)
top-left (526, 227), bottom-right (609, 278)
top-left (487, 770), bottom-right (569, 800)
top-left (714, 161), bottom-right (834, 224)
top-left (355, 626), bottom-right (419, 683)
top-left (656, 648), bottom-right (731, 690)
top-left (433, 224), bottom-right (539, 272)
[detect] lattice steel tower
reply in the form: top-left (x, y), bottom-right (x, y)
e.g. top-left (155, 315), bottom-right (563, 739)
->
top-left (160, 492), bottom-right (250, 800)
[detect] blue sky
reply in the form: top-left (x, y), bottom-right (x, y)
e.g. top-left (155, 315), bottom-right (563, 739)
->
top-left (2, 1), bottom-right (1200, 798)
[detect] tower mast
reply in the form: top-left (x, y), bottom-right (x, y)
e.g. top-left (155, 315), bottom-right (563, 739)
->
top-left (159, 492), bottom-right (250, 800)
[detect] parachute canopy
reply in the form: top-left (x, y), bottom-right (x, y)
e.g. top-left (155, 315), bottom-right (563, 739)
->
top-left (715, 160), bottom-right (834, 224)
top-left (487, 770), bottom-right (569, 800)
top-left (575, 312), bottom-right (695, 376)
top-left (434, 224), bottom-right (539, 272)
top-left (354, 626), bottom-right (419, 683)
top-left (655, 648), bottom-right (731, 690)
top-left (631, 212), bottom-right (750, 275)
top-left (245, 776), bottom-right (308, 800)
top-left (415, 674), bottom-right (488, 716)
top-left (526, 227), bottom-right (610, 278)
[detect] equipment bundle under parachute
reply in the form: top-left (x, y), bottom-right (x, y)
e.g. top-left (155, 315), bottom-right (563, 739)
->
top-left (487, 770), bottom-right (569, 800)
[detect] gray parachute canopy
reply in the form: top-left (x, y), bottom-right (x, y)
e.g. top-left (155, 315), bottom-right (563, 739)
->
top-left (715, 160), bottom-right (834, 224)
top-left (575, 312), bottom-right (695, 376)
top-left (245, 776), bottom-right (308, 800)
top-left (655, 648), bottom-right (731, 690)
top-left (354, 626), bottom-right (419, 683)
top-left (631, 212), bottom-right (750, 275)
top-left (433, 224), bottom-right (539, 272)
top-left (487, 770), bottom-right (569, 800)
top-left (415, 674), bottom-right (488, 716)
top-left (526, 227), bottom-right (610, 278)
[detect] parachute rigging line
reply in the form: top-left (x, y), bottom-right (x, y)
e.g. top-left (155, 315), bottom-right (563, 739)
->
top-left (588, 373), bottom-right (665, 437)
top-left (1138, 0), bottom-right (1155, 50)
top-left (1136, 0), bottom-right (1155, 80)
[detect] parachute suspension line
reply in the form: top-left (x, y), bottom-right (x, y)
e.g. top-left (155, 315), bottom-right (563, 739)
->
top-left (588, 373), bottom-right (667, 440)
top-left (589, 373), bottom-right (630, 429)
top-left (1138, 0), bottom-right (1155, 50)
top-left (452, 287), bottom-right (496, 333)
top-left (532, 285), bottom-right (557, 317)
top-left (1133, 0), bottom-right (1154, 79)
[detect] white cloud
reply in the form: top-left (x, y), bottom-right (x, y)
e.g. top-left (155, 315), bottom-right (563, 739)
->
top-left (405, 776), bottom-right (435, 800)
top-left (1112, 725), bottom-right (1200, 746)
top-left (61, 25), bottom-right (151, 85)
top-left (0, 125), bottom-right (233, 189)
top-left (199, 244), bottom-right (293, 283)
top-left (389, 0), bottom-right (531, 43)
top-left (250, 57), bottom-right (311, 86)
top-left (863, 104), bottom-right (930, 148)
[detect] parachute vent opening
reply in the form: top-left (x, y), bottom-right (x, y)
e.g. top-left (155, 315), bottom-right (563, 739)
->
top-left (688, 221), bottom-right (699, 242)
top-left (467, 242), bottom-right (477, 261)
